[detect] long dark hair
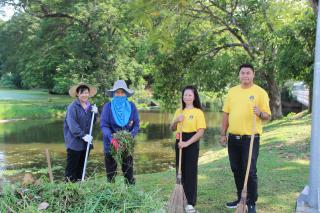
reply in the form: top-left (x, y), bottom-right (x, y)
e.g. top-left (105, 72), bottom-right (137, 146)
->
top-left (181, 85), bottom-right (202, 110)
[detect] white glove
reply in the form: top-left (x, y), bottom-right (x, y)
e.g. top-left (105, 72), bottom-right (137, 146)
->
top-left (82, 134), bottom-right (93, 144)
top-left (91, 105), bottom-right (98, 114)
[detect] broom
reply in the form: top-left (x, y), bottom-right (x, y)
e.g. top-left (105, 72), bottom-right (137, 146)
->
top-left (235, 96), bottom-right (256, 213)
top-left (167, 125), bottom-right (188, 213)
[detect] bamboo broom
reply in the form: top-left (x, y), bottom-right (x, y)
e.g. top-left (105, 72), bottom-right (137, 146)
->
top-left (167, 125), bottom-right (187, 213)
top-left (235, 96), bottom-right (256, 213)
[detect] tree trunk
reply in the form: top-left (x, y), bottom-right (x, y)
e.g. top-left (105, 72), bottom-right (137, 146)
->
top-left (311, 0), bottom-right (318, 17)
top-left (263, 72), bottom-right (283, 119)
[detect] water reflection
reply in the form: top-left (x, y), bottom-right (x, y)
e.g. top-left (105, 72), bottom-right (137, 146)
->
top-left (0, 111), bottom-right (222, 183)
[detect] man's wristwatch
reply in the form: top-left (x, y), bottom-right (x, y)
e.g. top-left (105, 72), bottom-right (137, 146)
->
top-left (259, 112), bottom-right (263, 118)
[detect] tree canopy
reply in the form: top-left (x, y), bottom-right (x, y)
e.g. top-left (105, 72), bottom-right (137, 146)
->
top-left (0, 0), bottom-right (316, 118)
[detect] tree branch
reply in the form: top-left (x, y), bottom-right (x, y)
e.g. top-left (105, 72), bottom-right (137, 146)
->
top-left (201, 43), bottom-right (248, 58)
top-left (194, 0), bottom-right (255, 59)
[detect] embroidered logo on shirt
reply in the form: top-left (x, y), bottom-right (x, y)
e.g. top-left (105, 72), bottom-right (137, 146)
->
top-left (189, 115), bottom-right (193, 120)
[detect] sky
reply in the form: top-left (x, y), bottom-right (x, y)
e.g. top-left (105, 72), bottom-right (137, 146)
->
top-left (0, 5), bottom-right (15, 21)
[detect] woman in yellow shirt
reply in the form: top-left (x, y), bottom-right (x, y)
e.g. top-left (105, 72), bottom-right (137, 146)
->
top-left (170, 85), bottom-right (206, 213)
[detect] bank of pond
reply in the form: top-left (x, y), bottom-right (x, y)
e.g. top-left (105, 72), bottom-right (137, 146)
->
top-left (0, 112), bottom-right (311, 212)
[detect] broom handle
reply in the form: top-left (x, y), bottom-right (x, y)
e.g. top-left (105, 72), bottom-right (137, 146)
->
top-left (81, 106), bottom-right (96, 181)
top-left (243, 112), bottom-right (256, 189)
top-left (178, 124), bottom-right (183, 176)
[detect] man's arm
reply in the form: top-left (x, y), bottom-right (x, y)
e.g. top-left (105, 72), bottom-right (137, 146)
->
top-left (253, 106), bottom-right (271, 121)
top-left (220, 112), bottom-right (229, 147)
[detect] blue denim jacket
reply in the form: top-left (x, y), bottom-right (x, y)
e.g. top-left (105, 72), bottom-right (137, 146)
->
top-left (64, 99), bottom-right (95, 151)
top-left (100, 102), bottom-right (140, 153)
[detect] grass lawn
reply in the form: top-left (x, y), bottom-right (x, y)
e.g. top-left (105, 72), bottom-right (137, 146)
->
top-left (0, 113), bottom-right (311, 212)
top-left (0, 89), bottom-right (71, 120)
top-left (136, 112), bottom-right (311, 213)
top-left (0, 87), bottom-right (311, 212)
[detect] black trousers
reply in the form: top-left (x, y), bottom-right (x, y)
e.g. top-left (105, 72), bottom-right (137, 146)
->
top-left (104, 152), bottom-right (135, 185)
top-left (175, 132), bottom-right (199, 206)
top-left (65, 148), bottom-right (86, 182)
top-left (227, 134), bottom-right (260, 205)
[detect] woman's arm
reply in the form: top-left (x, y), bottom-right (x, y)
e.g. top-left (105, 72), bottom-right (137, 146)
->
top-left (178, 128), bottom-right (204, 148)
top-left (100, 103), bottom-right (113, 141)
top-left (66, 104), bottom-right (85, 139)
top-left (170, 114), bottom-right (184, 131)
top-left (130, 103), bottom-right (140, 138)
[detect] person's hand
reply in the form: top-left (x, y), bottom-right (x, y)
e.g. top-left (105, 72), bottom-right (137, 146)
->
top-left (175, 115), bottom-right (184, 123)
top-left (82, 134), bottom-right (93, 144)
top-left (220, 135), bottom-right (227, 147)
top-left (253, 106), bottom-right (261, 117)
top-left (91, 105), bottom-right (98, 114)
top-left (178, 141), bottom-right (190, 149)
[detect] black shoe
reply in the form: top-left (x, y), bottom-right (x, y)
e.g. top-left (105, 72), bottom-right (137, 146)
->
top-left (247, 204), bottom-right (256, 213)
top-left (225, 200), bottom-right (239, 208)
top-left (125, 178), bottom-right (135, 186)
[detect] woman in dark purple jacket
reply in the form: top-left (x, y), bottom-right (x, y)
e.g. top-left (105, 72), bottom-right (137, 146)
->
top-left (64, 83), bottom-right (98, 182)
top-left (100, 80), bottom-right (140, 185)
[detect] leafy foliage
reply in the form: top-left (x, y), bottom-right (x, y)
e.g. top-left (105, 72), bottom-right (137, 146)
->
top-left (0, 0), bottom-right (316, 116)
top-left (110, 130), bottom-right (135, 165)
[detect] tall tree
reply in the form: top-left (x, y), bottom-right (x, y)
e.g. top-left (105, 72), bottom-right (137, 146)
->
top-left (133, 0), bottom-right (313, 119)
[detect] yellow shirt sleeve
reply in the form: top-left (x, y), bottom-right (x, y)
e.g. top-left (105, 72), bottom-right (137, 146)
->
top-left (196, 110), bottom-right (206, 130)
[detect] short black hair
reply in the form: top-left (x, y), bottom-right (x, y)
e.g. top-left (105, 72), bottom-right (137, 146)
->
top-left (239, 63), bottom-right (254, 73)
top-left (181, 85), bottom-right (202, 110)
top-left (76, 85), bottom-right (90, 94)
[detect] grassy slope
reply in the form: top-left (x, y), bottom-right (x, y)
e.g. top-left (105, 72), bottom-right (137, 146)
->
top-left (0, 89), bottom-right (71, 120)
top-left (0, 89), bottom-right (311, 212)
top-left (136, 112), bottom-right (311, 213)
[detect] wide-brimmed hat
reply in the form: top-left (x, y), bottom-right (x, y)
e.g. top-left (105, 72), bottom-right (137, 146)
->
top-left (69, 82), bottom-right (97, 98)
top-left (106, 80), bottom-right (134, 97)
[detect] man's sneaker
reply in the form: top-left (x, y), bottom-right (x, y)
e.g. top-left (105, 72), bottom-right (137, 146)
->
top-left (247, 204), bottom-right (256, 213)
top-left (225, 200), bottom-right (239, 208)
top-left (185, 205), bottom-right (196, 213)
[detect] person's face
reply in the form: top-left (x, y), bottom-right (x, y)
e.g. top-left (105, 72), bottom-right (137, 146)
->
top-left (183, 89), bottom-right (195, 106)
top-left (114, 89), bottom-right (126, 97)
top-left (239, 67), bottom-right (255, 86)
top-left (77, 89), bottom-right (90, 103)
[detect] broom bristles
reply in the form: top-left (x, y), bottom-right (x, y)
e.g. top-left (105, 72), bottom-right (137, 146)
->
top-left (167, 182), bottom-right (187, 213)
top-left (235, 190), bottom-right (248, 213)
top-left (235, 202), bottom-right (247, 213)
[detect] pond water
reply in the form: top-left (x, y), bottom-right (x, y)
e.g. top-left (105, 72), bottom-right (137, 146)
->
top-left (0, 111), bottom-right (222, 183)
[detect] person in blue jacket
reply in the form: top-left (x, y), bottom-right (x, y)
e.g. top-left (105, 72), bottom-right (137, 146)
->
top-left (100, 80), bottom-right (140, 185)
top-left (64, 82), bottom-right (98, 182)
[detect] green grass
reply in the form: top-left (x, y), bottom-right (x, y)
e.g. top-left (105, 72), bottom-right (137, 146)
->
top-left (0, 88), bottom-right (311, 212)
top-left (0, 89), bottom-right (71, 120)
top-left (136, 111), bottom-right (311, 213)
top-left (0, 177), bottom-right (163, 212)
top-left (0, 113), bottom-right (311, 212)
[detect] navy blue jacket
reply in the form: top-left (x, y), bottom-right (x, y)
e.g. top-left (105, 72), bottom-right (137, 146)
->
top-left (64, 99), bottom-right (96, 151)
top-left (100, 102), bottom-right (140, 153)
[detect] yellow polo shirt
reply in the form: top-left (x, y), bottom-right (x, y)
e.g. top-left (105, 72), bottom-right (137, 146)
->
top-left (223, 84), bottom-right (271, 135)
top-left (173, 108), bottom-right (206, 133)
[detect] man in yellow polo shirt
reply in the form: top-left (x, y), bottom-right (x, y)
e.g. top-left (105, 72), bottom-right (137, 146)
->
top-left (220, 63), bottom-right (271, 213)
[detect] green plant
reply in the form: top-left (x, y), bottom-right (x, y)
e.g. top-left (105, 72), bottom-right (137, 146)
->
top-left (110, 130), bottom-right (135, 165)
